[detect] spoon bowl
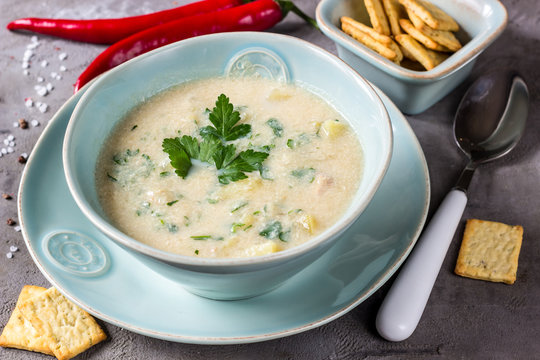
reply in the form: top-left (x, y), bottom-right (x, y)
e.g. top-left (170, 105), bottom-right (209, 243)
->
top-left (376, 70), bottom-right (529, 342)
top-left (454, 72), bottom-right (529, 164)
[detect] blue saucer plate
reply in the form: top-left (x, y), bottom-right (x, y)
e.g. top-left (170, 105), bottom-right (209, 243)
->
top-left (18, 85), bottom-right (429, 344)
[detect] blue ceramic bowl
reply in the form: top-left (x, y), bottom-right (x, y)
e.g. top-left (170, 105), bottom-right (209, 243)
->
top-left (63, 32), bottom-right (393, 300)
top-left (316, 0), bottom-right (507, 114)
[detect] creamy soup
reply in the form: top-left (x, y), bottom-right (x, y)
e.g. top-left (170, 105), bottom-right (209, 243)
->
top-left (96, 77), bottom-right (363, 258)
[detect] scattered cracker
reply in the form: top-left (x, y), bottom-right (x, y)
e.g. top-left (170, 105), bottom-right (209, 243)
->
top-left (395, 34), bottom-right (448, 70)
top-left (455, 219), bottom-right (523, 284)
top-left (399, 0), bottom-right (459, 31)
top-left (364, 0), bottom-right (391, 35)
top-left (341, 16), bottom-right (393, 45)
top-left (342, 22), bottom-right (398, 60)
top-left (0, 286), bottom-right (53, 355)
top-left (382, 0), bottom-right (405, 36)
top-left (399, 19), bottom-right (451, 51)
top-left (18, 287), bottom-right (107, 360)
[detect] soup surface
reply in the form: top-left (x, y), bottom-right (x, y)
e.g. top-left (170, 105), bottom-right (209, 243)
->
top-left (96, 77), bottom-right (363, 258)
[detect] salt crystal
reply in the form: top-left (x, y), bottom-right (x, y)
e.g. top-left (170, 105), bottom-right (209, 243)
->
top-left (9, 142), bottom-right (15, 147)
top-left (27, 42), bottom-right (39, 50)
top-left (23, 49), bottom-right (33, 60)
top-left (21, 153), bottom-right (28, 158)
top-left (14, 225), bottom-right (21, 232)
top-left (50, 72), bottom-right (58, 78)
top-left (46, 83), bottom-right (54, 91)
top-left (37, 76), bottom-right (44, 83)
top-left (59, 65), bottom-right (67, 72)
top-left (0, 153), bottom-right (2, 157)
top-left (31, 35), bottom-right (38, 43)
top-left (6, 252), bottom-right (13, 259)
top-left (55, 75), bottom-right (62, 81)
top-left (31, 119), bottom-right (40, 127)
top-left (38, 104), bottom-right (48, 113)
top-left (58, 53), bottom-right (68, 61)
top-left (35, 85), bottom-right (48, 97)
top-left (3, 139), bottom-right (9, 145)
top-left (7, 147), bottom-right (14, 153)
top-left (23, 70), bottom-right (29, 76)
top-left (41, 60), bottom-right (48, 67)
top-left (10, 246), bottom-right (18, 252)
top-left (25, 98), bottom-right (33, 107)
top-left (1, 148), bottom-right (6, 154)
top-left (22, 62), bottom-right (29, 69)
top-left (8, 135), bottom-right (14, 141)
top-left (13, 122), bottom-right (19, 128)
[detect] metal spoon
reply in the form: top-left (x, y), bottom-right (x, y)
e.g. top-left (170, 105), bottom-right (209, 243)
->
top-left (376, 71), bottom-right (529, 342)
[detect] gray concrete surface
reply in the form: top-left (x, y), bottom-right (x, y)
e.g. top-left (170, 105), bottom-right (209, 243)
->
top-left (1, 0), bottom-right (539, 359)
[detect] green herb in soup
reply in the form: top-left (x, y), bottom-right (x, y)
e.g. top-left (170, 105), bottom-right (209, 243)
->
top-left (266, 118), bottom-right (284, 137)
top-left (96, 77), bottom-right (363, 258)
top-left (162, 94), bottom-right (269, 184)
top-left (291, 167), bottom-right (316, 183)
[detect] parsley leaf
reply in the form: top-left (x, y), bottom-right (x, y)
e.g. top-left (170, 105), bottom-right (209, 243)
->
top-left (266, 118), bottom-right (283, 137)
top-left (163, 94), bottom-right (269, 184)
top-left (259, 221), bottom-right (282, 239)
top-left (287, 133), bottom-right (311, 149)
top-left (162, 137), bottom-right (192, 178)
top-left (212, 143), bottom-right (236, 170)
top-left (201, 94), bottom-right (251, 141)
top-left (291, 167), bottom-right (316, 183)
top-left (217, 149), bottom-right (269, 185)
top-left (259, 221), bottom-right (290, 242)
top-left (179, 135), bottom-right (200, 159)
top-left (199, 136), bottom-right (221, 164)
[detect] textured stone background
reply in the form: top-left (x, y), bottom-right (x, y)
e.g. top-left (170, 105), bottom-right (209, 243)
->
top-left (1, 0), bottom-right (539, 359)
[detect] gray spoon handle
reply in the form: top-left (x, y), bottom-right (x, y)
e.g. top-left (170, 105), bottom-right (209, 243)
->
top-left (376, 189), bottom-right (467, 341)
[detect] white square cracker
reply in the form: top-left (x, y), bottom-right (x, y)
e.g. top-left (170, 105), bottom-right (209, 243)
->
top-left (0, 285), bottom-right (53, 355)
top-left (455, 219), bottom-right (523, 284)
top-left (18, 287), bottom-right (107, 360)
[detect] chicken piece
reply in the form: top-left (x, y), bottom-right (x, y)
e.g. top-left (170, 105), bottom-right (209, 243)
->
top-left (314, 174), bottom-right (334, 195)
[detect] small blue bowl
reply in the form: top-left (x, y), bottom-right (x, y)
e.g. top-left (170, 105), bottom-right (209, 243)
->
top-left (316, 0), bottom-right (507, 114)
top-left (63, 32), bottom-right (393, 300)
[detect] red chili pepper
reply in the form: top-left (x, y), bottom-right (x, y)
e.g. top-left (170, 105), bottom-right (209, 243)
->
top-left (74, 0), bottom-right (316, 92)
top-left (6, 0), bottom-right (242, 44)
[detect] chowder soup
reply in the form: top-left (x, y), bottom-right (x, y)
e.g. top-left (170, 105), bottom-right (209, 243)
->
top-left (96, 77), bottom-right (363, 258)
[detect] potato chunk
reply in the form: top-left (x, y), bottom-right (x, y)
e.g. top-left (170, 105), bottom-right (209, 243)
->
top-left (244, 241), bottom-right (281, 257)
top-left (215, 177), bottom-right (262, 200)
top-left (321, 120), bottom-right (347, 138)
top-left (267, 88), bottom-right (292, 101)
top-left (298, 214), bottom-right (317, 234)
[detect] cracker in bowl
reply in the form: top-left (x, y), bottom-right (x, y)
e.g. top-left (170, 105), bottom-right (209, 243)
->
top-left (340, 0), bottom-right (462, 70)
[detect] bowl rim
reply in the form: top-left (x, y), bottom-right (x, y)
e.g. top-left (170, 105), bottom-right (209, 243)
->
top-left (316, 0), bottom-right (508, 81)
top-left (63, 31), bottom-right (393, 268)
